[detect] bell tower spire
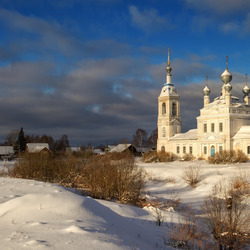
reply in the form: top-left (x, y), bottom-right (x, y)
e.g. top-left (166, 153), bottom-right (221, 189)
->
top-left (157, 49), bottom-right (181, 152)
top-left (166, 47), bottom-right (172, 84)
top-left (167, 47), bottom-right (170, 67)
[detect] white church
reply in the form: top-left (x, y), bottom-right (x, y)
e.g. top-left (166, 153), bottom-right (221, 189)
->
top-left (157, 52), bottom-right (250, 159)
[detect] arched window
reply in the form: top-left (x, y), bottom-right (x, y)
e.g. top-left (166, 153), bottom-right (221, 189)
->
top-left (247, 146), bottom-right (250, 154)
top-left (183, 146), bottom-right (186, 154)
top-left (176, 146), bottom-right (180, 154)
top-left (161, 146), bottom-right (165, 152)
top-left (204, 146), bottom-right (207, 154)
top-left (162, 127), bottom-right (166, 138)
top-left (172, 102), bottom-right (176, 116)
top-left (189, 146), bottom-right (193, 154)
top-left (162, 103), bottom-right (166, 115)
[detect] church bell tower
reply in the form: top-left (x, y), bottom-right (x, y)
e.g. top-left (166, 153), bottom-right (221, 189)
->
top-left (157, 49), bottom-right (181, 152)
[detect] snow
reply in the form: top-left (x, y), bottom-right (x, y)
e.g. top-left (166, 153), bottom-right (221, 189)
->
top-left (169, 129), bottom-right (197, 140)
top-left (0, 160), bottom-right (249, 249)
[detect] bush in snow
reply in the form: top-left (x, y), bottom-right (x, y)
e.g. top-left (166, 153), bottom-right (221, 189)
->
top-left (208, 150), bottom-right (248, 164)
top-left (82, 152), bottom-right (146, 205)
top-left (11, 153), bottom-right (84, 187)
top-left (201, 182), bottom-right (250, 250)
top-left (181, 164), bottom-right (203, 188)
top-left (142, 151), bottom-right (178, 163)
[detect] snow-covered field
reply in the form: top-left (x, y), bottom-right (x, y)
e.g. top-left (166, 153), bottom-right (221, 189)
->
top-left (0, 160), bottom-right (249, 249)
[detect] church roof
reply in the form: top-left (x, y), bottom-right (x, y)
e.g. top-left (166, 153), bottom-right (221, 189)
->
top-left (169, 129), bottom-right (197, 140)
top-left (233, 126), bottom-right (250, 139)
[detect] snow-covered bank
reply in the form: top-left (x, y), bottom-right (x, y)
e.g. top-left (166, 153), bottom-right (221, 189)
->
top-left (138, 160), bottom-right (250, 210)
top-left (0, 177), bottom-right (169, 250)
top-left (0, 159), bottom-right (249, 249)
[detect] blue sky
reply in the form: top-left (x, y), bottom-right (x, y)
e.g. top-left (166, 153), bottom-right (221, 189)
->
top-left (0, 0), bottom-right (250, 145)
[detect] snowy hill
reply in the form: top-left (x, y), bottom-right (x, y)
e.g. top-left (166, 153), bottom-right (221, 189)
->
top-left (0, 160), bottom-right (249, 249)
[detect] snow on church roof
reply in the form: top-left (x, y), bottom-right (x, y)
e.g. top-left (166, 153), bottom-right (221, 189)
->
top-left (233, 126), bottom-right (250, 139)
top-left (169, 129), bottom-right (197, 140)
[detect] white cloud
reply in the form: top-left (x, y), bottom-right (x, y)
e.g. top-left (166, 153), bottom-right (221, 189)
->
top-left (128, 5), bottom-right (171, 32)
top-left (185, 0), bottom-right (250, 16)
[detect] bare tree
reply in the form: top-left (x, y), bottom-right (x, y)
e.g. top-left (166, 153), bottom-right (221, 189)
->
top-left (147, 128), bottom-right (158, 149)
top-left (4, 130), bottom-right (19, 146)
top-left (132, 128), bottom-right (148, 151)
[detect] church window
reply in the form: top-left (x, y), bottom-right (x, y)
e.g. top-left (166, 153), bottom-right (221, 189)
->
top-left (211, 123), bottom-right (215, 132)
top-left (204, 146), bottom-right (207, 154)
top-left (189, 146), bottom-right (193, 154)
top-left (183, 146), bottom-right (186, 154)
top-left (162, 127), bottom-right (166, 138)
top-left (161, 146), bottom-right (165, 152)
top-left (172, 102), bottom-right (176, 116)
top-left (176, 146), bottom-right (180, 154)
top-left (247, 146), bottom-right (250, 154)
top-left (219, 123), bottom-right (223, 132)
top-left (219, 146), bottom-right (223, 152)
top-left (204, 124), bottom-right (207, 133)
top-left (162, 103), bottom-right (166, 115)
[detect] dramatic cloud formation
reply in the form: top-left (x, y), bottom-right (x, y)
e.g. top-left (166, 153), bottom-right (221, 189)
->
top-left (0, 1), bottom-right (249, 145)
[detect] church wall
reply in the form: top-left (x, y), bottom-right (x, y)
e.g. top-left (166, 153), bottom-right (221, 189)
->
top-left (233, 138), bottom-right (250, 158)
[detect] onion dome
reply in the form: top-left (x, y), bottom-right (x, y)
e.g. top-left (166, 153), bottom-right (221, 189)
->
top-left (224, 82), bottom-right (232, 93)
top-left (221, 56), bottom-right (232, 84)
top-left (203, 75), bottom-right (210, 96)
top-left (243, 74), bottom-right (250, 96)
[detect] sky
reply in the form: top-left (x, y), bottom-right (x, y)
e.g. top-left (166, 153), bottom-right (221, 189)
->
top-left (1, 0), bottom-right (250, 146)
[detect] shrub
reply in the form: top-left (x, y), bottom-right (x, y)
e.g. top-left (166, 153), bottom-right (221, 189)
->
top-left (11, 153), bottom-right (83, 187)
top-left (201, 182), bottom-right (250, 250)
top-left (208, 150), bottom-right (248, 164)
top-left (142, 151), bottom-right (177, 163)
top-left (82, 152), bottom-right (146, 205)
top-left (11, 152), bottom-right (146, 205)
top-left (167, 207), bottom-right (205, 249)
top-left (181, 164), bottom-right (203, 188)
top-left (181, 153), bottom-right (194, 161)
top-left (230, 169), bottom-right (249, 198)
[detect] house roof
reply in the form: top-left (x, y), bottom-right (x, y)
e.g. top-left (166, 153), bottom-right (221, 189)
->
top-left (135, 147), bottom-right (151, 153)
top-left (233, 126), bottom-right (250, 139)
top-left (93, 149), bottom-right (105, 154)
top-left (169, 129), bottom-right (198, 140)
top-left (68, 147), bottom-right (81, 152)
top-left (109, 144), bottom-right (133, 153)
top-left (26, 143), bottom-right (50, 153)
top-left (0, 146), bottom-right (14, 155)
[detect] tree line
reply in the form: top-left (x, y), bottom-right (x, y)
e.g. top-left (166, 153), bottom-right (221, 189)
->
top-left (2, 128), bottom-right (69, 154)
top-left (131, 128), bottom-right (158, 149)
top-left (1, 127), bottom-right (158, 155)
